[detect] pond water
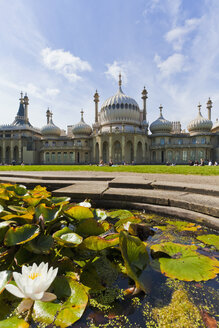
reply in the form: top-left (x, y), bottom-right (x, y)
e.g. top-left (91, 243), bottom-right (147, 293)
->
top-left (74, 210), bottom-right (219, 328)
top-left (0, 184), bottom-right (218, 328)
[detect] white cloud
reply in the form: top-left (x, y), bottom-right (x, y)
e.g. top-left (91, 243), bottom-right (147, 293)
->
top-left (41, 48), bottom-right (92, 82)
top-left (45, 88), bottom-right (60, 97)
top-left (165, 18), bottom-right (201, 51)
top-left (105, 61), bottom-right (129, 84)
top-left (154, 53), bottom-right (187, 77)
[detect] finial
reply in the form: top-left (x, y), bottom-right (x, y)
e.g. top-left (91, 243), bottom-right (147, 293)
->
top-left (80, 109), bottom-right (84, 121)
top-left (207, 97), bottom-right (212, 106)
top-left (20, 91), bottom-right (23, 98)
top-left (159, 104), bottom-right (163, 116)
top-left (119, 73), bottom-right (122, 87)
top-left (198, 103), bottom-right (201, 114)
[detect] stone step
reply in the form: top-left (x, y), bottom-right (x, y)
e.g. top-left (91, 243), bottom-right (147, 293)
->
top-left (102, 188), bottom-right (219, 218)
top-left (108, 177), bottom-right (219, 197)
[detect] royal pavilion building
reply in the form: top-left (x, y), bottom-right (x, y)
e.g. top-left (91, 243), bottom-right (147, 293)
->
top-left (0, 74), bottom-right (218, 165)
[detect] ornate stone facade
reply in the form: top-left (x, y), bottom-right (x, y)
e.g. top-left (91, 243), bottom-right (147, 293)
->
top-left (0, 76), bottom-right (218, 165)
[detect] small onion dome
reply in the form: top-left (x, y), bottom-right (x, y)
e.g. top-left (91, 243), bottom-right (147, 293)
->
top-left (187, 103), bottom-right (213, 135)
top-left (99, 74), bottom-right (140, 126)
top-left (150, 105), bottom-right (172, 134)
top-left (72, 110), bottom-right (92, 136)
top-left (212, 118), bottom-right (219, 133)
top-left (41, 112), bottom-right (61, 137)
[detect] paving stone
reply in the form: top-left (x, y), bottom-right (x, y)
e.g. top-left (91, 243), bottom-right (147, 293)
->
top-left (53, 181), bottom-right (109, 200)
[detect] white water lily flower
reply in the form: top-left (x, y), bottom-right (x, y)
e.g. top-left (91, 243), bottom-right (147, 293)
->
top-left (96, 209), bottom-right (107, 221)
top-left (5, 262), bottom-right (58, 302)
top-left (79, 201), bottom-right (91, 208)
top-left (123, 221), bottom-right (131, 231)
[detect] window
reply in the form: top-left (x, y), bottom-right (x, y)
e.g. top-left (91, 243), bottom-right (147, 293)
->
top-left (51, 152), bottom-right (56, 162)
top-left (152, 151), bottom-right (156, 161)
top-left (121, 103), bottom-right (124, 109)
top-left (52, 141), bottom-right (56, 146)
top-left (201, 138), bottom-right (206, 144)
top-left (178, 139), bottom-right (183, 145)
top-left (64, 141), bottom-right (67, 145)
top-left (183, 150), bottom-right (187, 161)
top-left (57, 152), bottom-right (61, 163)
top-left (45, 152), bottom-right (50, 163)
top-left (63, 152), bottom-right (68, 162)
top-left (116, 104), bottom-right (119, 109)
top-left (125, 103), bottom-right (128, 109)
top-left (192, 138), bottom-right (196, 144)
top-left (112, 104), bottom-right (115, 109)
top-left (160, 138), bottom-right (165, 145)
top-left (69, 152), bottom-right (74, 162)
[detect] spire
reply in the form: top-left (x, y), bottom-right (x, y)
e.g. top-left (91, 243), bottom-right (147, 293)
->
top-left (159, 104), bottom-right (163, 117)
top-left (80, 109), bottom-right (84, 122)
top-left (94, 90), bottom-right (99, 123)
top-left (118, 73), bottom-right (123, 92)
top-left (20, 91), bottom-right (24, 104)
top-left (198, 103), bottom-right (202, 115)
top-left (46, 108), bottom-right (50, 124)
top-left (207, 97), bottom-right (212, 120)
top-left (141, 86), bottom-right (148, 122)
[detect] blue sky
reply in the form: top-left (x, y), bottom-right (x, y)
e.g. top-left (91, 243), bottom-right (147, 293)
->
top-left (0, 0), bottom-right (218, 131)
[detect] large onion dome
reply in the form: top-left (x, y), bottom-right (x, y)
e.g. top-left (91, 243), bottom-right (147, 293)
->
top-left (99, 74), bottom-right (141, 126)
top-left (187, 104), bottom-right (213, 135)
top-left (41, 110), bottom-right (61, 137)
top-left (212, 118), bottom-right (219, 133)
top-left (72, 110), bottom-right (92, 136)
top-left (150, 105), bottom-right (172, 134)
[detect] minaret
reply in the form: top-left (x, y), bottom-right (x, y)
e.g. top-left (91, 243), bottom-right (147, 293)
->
top-left (94, 90), bottom-right (99, 123)
top-left (19, 91), bottom-right (24, 105)
top-left (23, 93), bottom-right (29, 123)
top-left (46, 108), bottom-right (50, 124)
top-left (141, 86), bottom-right (148, 121)
top-left (198, 103), bottom-right (202, 114)
top-left (207, 98), bottom-right (212, 120)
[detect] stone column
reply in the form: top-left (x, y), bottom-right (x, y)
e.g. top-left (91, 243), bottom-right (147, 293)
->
top-left (2, 134), bottom-right (5, 163)
top-left (18, 136), bottom-right (22, 163)
top-left (133, 132), bottom-right (137, 163)
top-left (10, 140), bottom-right (13, 162)
top-left (99, 140), bottom-right (103, 162)
top-left (121, 134), bottom-right (125, 163)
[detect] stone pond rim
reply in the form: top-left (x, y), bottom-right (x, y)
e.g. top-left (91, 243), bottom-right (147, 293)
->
top-left (0, 171), bottom-right (218, 229)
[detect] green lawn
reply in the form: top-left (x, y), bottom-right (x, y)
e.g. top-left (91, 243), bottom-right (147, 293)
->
top-left (0, 165), bottom-right (218, 175)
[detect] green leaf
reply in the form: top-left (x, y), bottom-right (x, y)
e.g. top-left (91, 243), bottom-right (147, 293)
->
top-left (35, 204), bottom-right (61, 224)
top-left (7, 184), bottom-right (27, 197)
top-left (82, 235), bottom-right (119, 251)
top-left (0, 221), bottom-right (13, 243)
top-left (4, 224), bottom-right (40, 246)
top-left (0, 316), bottom-right (29, 328)
top-left (0, 270), bottom-right (12, 294)
top-left (115, 216), bottom-right (141, 232)
top-left (119, 231), bottom-right (149, 292)
top-left (80, 256), bottom-right (118, 292)
top-left (151, 242), bottom-right (219, 281)
top-left (50, 197), bottom-right (71, 205)
top-left (33, 276), bottom-right (88, 328)
top-left (75, 218), bottom-right (105, 237)
top-left (53, 227), bottom-right (83, 247)
top-left (7, 205), bottom-right (30, 214)
top-left (64, 205), bottom-right (94, 220)
top-left (109, 209), bottom-right (134, 220)
top-left (196, 234), bottom-right (219, 250)
top-left (14, 247), bottom-right (36, 266)
top-left (25, 234), bottom-right (54, 254)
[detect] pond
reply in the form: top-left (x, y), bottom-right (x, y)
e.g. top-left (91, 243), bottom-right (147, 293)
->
top-left (0, 184), bottom-right (218, 328)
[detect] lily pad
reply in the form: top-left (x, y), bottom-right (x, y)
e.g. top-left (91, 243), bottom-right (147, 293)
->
top-left (35, 204), bottom-right (61, 224)
top-left (196, 234), bottom-right (219, 250)
top-left (119, 231), bottom-right (149, 292)
top-left (76, 218), bottom-right (105, 237)
top-left (0, 221), bottom-right (13, 243)
top-left (24, 234), bottom-right (54, 254)
top-left (0, 316), bottom-right (29, 328)
top-left (53, 227), bottom-right (83, 247)
top-left (109, 209), bottom-right (134, 220)
top-left (154, 220), bottom-right (201, 232)
top-left (82, 235), bottom-right (119, 251)
top-left (4, 224), bottom-right (40, 246)
top-left (64, 205), bottom-right (94, 221)
top-left (33, 276), bottom-right (88, 328)
top-left (151, 242), bottom-right (219, 281)
top-left (50, 197), bottom-right (71, 205)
